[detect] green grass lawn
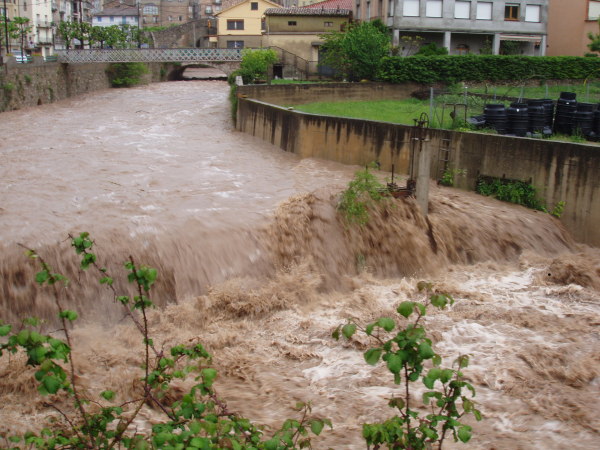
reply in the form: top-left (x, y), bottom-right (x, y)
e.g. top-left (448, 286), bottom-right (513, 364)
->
top-left (291, 97), bottom-right (482, 128)
top-left (464, 82), bottom-right (600, 103)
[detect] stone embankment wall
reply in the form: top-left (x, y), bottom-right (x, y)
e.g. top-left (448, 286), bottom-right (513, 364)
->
top-left (0, 58), bottom-right (173, 112)
top-left (236, 83), bottom-right (600, 247)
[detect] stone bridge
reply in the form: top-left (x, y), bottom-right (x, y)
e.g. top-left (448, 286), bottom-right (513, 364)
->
top-left (55, 48), bottom-right (242, 75)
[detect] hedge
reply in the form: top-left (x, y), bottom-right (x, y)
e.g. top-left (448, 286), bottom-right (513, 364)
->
top-left (377, 55), bottom-right (600, 84)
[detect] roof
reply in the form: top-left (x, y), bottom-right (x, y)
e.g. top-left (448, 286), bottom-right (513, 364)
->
top-left (265, 7), bottom-right (351, 16)
top-left (218, 0), bottom-right (283, 15)
top-left (302, 0), bottom-right (353, 10)
top-left (95, 6), bottom-right (138, 17)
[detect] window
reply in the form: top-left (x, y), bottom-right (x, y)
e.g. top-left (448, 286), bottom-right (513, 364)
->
top-left (227, 40), bottom-right (244, 49)
top-left (425, 0), bottom-right (442, 18)
top-left (97, 17), bottom-right (102, 22)
top-left (454, 1), bottom-right (470, 19)
top-left (324, 21), bottom-right (333, 27)
top-left (476, 1), bottom-right (491, 19)
top-left (144, 5), bottom-right (158, 14)
top-left (250, 2), bottom-right (258, 10)
top-left (456, 44), bottom-right (469, 55)
top-left (227, 19), bottom-right (244, 30)
top-left (524, 4), bottom-right (540, 22)
top-left (403, 0), bottom-right (419, 17)
top-left (356, 2), bottom-right (361, 18)
top-left (388, 0), bottom-right (394, 16)
top-left (505, 3), bottom-right (519, 20)
top-left (23, 1), bottom-right (27, 11)
top-left (288, 21), bottom-right (297, 26)
top-left (110, 16), bottom-right (114, 22)
top-left (367, 1), bottom-right (371, 18)
top-left (589, 0), bottom-right (600, 20)
top-left (179, 15), bottom-right (183, 21)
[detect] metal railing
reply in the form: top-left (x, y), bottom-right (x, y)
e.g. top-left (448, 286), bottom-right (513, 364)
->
top-left (56, 48), bottom-right (243, 63)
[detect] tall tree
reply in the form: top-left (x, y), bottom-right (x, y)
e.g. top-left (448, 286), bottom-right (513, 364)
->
top-left (10, 17), bottom-right (32, 57)
top-left (320, 20), bottom-right (391, 81)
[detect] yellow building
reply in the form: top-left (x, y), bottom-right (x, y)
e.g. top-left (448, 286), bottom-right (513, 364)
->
top-left (216, 0), bottom-right (282, 49)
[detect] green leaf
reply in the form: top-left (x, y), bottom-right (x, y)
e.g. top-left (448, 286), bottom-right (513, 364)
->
top-left (458, 426), bottom-right (472, 443)
top-left (310, 420), bottom-right (324, 436)
top-left (386, 353), bottom-right (403, 374)
top-left (376, 317), bottom-right (395, 332)
top-left (201, 368), bottom-right (217, 387)
top-left (59, 310), bottom-right (78, 321)
top-left (365, 323), bottom-right (375, 335)
top-left (0, 324), bottom-right (12, 336)
top-left (342, 323), bottom-right (357, 339)
top-left (100, 390), bottom-right (115, 401)
top-left (418, 342), bottom-right (435, 359)
top-left (99, 276), bottom-right (113, 285)
top-left (397, 301), bottom-right (415, 318)
top-left (35, 270), bottom-right (49, 284)
top-left (364, 348), bottom-right (382, 365)
top-left (331, 326), bottom-right (341, 340)
top-left (189, 421), bottom-right (201, 434)
top-left (42, 375), bottom-right (61, 395)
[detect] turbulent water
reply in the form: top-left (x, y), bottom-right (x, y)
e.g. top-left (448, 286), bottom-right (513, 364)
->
top-left (1, 77), bottom-right (599, 449)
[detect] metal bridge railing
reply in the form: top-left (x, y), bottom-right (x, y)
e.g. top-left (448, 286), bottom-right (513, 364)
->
top-left (56, 48), bottom-right (243, 64)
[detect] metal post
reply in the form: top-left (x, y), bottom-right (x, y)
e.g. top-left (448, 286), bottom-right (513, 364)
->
top-left (415, 133), bottom-right (431, 217)
top-left (429, 87), bottom-right (433, 123)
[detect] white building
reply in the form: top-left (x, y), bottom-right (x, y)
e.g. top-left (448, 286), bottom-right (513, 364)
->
top-left (92, 5), bottom-right (140, 28)
top-left (388, 0), bottom-right (548, 56)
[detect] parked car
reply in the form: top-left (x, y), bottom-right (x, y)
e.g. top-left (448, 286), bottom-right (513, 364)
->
top-left (12, 50), bottom-right (32, 63)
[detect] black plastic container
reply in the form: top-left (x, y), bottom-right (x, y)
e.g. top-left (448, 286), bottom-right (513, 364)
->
top-left (542, 99), bottom-right (555, 127)
top-left (527, 99), bottom-right (546, 133)
top-left (484, 104), bottom-right (508, 134)
top-left (554, 92), bottom-right (577, 135)
top-left (507, 102), bottom-right (529, 137)
top-left (573, 102), bottom-right (596, 137)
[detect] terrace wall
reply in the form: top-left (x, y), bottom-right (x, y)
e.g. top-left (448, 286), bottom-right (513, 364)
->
top-left (236, 83), bottom-right (600, 247)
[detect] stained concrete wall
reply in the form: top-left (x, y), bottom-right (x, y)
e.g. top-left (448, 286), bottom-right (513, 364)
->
top-left (0, 60), bottom-right (174, 112)
top-left (236, 83), bottom-right (600, 247)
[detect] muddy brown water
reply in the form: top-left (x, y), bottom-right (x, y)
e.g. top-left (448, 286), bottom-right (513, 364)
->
top-left (1, 81), bottom-right (599, 449)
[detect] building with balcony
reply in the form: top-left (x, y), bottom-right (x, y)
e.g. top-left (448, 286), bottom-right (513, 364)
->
top-left (389, 0), bottom-right (547, 56)
top-left (547, 0), bottom-right (599, 56)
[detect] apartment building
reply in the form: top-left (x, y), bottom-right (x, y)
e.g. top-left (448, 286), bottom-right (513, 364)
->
top-left (389, 0), bottom-right (547, 56)
top-left (547, 0), bottom-right (599, 56)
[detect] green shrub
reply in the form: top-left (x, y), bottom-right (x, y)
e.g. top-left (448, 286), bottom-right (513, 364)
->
top-left (107, 62), bottom-right (149, 88)
top-left (0, 233), bottom-right (331, 448)
top-left (378, 55), bottom-right (600, 84)
top-left (333, 281), bottom-right (482, 448)
top-left (337, 164), bottom-right (386, 225)
top-left (475, 176), bottom-right (546, 211)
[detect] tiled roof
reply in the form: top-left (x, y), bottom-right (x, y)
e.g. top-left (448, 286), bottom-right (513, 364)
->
top-left (265, 7), bottom-right (351, 16)
top-left (302, 0), bottom-right (353, 10)
top-left (95, 6), bottom-right (138, 17)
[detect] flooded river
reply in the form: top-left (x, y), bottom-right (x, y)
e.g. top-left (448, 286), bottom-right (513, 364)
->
top-left (0, 80), bottom-right (599, 449)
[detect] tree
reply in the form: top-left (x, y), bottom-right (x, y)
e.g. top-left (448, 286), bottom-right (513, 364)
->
top-left (57, 21), bottom-right (77, 49)
top-left (0, 16), bottom-right (19, 52)
top-left (588, 18), bottom-right (600, 54)
top-left (236, 48), bottom-right (278, 84)
top-left (10, 17), bottom-right (31, 56)
top-left (320, 20), bottom-right (391, 81)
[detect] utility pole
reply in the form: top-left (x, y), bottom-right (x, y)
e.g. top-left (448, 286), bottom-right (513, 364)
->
top-left (3, 0), bottom-right (9, 54)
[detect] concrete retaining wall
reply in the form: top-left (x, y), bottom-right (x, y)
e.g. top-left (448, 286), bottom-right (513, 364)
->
top-left (236, 83), bottom-right (600, 247)
top-left (0, 60), bottom-right (174, 112)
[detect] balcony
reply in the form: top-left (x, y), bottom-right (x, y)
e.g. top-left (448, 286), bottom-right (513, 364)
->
top-left (36, 21), bottom-right (54, 28)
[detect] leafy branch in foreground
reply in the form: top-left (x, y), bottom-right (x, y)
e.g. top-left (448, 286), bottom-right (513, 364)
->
top-left (333, 281), bottom-right (482, 449)
top-left (0, 232), bottom-right (330, 449)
